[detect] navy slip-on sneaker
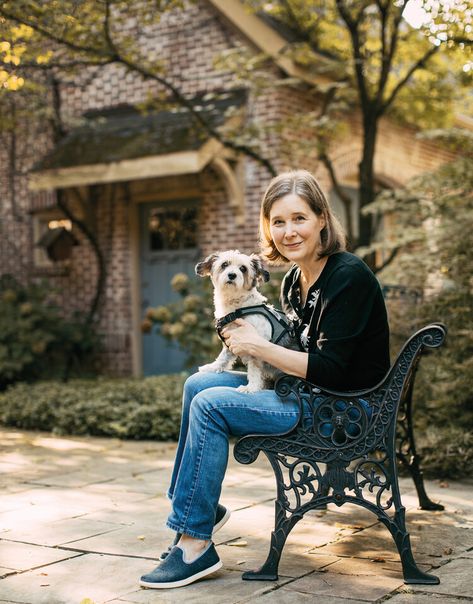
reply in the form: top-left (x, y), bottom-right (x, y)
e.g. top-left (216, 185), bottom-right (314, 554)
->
top-left (159, 504), bottom-right (231, 562)
top-left (213, 503), bottom-right (231, 533)
top-left (140, 543), bottom-right (222, 589)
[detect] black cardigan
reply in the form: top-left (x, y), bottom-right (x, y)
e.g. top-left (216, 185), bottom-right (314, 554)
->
top-left (280, 252), bottom-right (390, 390)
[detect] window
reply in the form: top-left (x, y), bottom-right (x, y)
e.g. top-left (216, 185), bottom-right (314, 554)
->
top-left (148, 206), bottom-right (198, 251)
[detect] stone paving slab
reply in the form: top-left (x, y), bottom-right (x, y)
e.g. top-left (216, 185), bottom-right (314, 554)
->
top-left (75, 496), bottom-right (168, 527)
top-left (65, 521), bottom-right (176, 558)
top-left (279, 568), bottom-right (404, 601)
top-left (1, 427), bottom-right (473, 604)
top-left (312, 511), bottom-right (472, 564)
top-left (244, 591), bottom-right (369, 604)
top-left (0, 553), bottom-right (150, 604)
top-left (0, 541), bottom-right (83, 573)
top-left (407, 558), bottom-right (473, 598)
top-left (219, 541), bottom-right (339, 577)
top-left (3, 517), bottom-right (124, 548)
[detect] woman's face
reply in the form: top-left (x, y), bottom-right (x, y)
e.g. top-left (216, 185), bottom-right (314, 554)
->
top-left (269, 193), bottom-right (325, 266)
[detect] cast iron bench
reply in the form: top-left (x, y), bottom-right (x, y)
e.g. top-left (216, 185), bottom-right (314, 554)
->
top-left (234, 323), bottom-right (446, 585)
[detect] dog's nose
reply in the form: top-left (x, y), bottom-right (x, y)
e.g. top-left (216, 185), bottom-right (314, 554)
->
top-left (227, 272), bottom-right (237, 280)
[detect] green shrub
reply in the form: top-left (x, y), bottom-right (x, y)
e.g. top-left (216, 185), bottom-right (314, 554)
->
top-left (418, 426), bottom-right (473, 480)
top-left (0, 275), bottom-right (100, 389)
top-left (0, 374), bottom-right (187, 440)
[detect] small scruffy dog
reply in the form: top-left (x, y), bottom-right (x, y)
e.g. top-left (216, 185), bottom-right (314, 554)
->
top-left (196, 250), bottom-right (294, 393)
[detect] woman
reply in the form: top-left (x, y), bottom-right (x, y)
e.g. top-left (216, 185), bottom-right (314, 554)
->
top-left (140, 169), bottom-right (390, 589)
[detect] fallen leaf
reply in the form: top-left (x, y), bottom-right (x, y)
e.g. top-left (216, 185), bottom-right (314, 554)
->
top-left (439, 481), bottom-right (449, 488)
top-left (236, 560), bottom-right (246, 565)
top-left (80, 599), bottom-right (96, 604)
top-left (227, 540), bottom-right (248, 547)
top-left (371, 557), bottom-right (386, 563)
top-left (40, 584), bottom-right (50, 587)
top-left (137, 535), bottom-right (146, 540)
top-left (39, 572), bottom-right (48, 576)
top-left (443, 547), bottom-right (453, 555)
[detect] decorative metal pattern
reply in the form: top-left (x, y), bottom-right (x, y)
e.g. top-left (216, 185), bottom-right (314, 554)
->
top-left (234, 323), bottom-right (446, 585)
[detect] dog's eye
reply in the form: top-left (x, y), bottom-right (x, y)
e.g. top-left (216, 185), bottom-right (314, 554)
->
top-left (221, 261), bottom-right (229, 270)
top-left (240, 266), bottom-right (247, 273)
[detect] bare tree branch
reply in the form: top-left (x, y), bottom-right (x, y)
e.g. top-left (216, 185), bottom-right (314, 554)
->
top-left (335, 0), bottom-right (370, 111)
top-left (372, 246), bottom-right (400, 274)
top-left (0, 8), bottom-right (114, 59)
top-left (59, 187), bottom-right (106, 327)
top-left (0, 58), bottom-right (117, 70)
top-left (376, 0), bottom-right (408, 106)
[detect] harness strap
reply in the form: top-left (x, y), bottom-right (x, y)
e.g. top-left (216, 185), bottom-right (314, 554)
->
top-left (215, 304), bottom-right (294, 347)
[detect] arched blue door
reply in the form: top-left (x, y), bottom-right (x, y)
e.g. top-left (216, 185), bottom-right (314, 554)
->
top-left (140, 201), bottom-right (200, 375)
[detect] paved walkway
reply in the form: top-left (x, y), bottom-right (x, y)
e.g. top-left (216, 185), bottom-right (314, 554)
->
top-left (0, 427), bottom-right (472, 604)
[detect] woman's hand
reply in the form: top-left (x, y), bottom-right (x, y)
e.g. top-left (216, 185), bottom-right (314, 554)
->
top-left (223, 318), bottom-right (309, 378)
top-left (222, 318), bottom-right (267, 357)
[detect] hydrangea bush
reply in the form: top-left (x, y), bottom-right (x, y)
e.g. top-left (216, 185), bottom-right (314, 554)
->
top-left (142, 271), bottom-right (283, 367)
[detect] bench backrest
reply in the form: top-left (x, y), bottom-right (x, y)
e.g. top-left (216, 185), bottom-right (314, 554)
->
top-left (271, 323), bottom-right (447, 464)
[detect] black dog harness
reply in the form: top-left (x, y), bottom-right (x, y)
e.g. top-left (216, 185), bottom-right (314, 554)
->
top-left (215, 304), bottom-right (295, 346)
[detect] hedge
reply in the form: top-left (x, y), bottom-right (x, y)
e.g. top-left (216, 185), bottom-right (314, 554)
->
top-left (0, 374), bottom-right (187, 440)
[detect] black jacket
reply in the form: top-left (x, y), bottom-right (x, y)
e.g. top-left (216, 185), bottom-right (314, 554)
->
top-left (281, 252), bottom-right (390, 390)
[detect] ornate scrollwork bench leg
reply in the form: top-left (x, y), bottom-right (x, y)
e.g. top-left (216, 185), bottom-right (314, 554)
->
top-left (234, 324), bottom-right (446, 585)
top-left (396, 365), bottom-right (444, 510)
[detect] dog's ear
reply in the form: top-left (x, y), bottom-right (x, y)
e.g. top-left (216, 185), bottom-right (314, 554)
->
top-left (195, 253), bottom-right (218, 277)
top-left (250, 254), bottom-right (270, 284)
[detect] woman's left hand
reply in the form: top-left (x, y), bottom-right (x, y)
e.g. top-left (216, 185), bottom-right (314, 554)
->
top-left (222, 318), bottom-right (266, 357)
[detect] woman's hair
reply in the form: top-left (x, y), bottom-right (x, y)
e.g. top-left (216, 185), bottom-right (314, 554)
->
top-left (259, 169), bottom-right (347, 264)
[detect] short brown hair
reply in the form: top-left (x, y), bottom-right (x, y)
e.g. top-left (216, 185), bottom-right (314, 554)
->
top-left (259, 169), bottom-right (346, 265)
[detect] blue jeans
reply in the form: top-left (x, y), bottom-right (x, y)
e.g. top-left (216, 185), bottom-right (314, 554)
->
top-left (166, 370), bottom-right (306, 540)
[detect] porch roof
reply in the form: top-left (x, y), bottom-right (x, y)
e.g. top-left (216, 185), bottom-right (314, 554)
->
top-left (29, 89), bottom-right (246, 190)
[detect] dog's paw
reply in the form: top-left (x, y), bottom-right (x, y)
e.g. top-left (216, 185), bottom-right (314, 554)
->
top-left (198, 362), bottom-right (224, 373)
top-left (236, 383), bottom-right (263, 393)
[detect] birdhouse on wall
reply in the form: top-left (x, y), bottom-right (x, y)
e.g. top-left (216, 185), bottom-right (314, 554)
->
top-left (36, 227), bottom-right (79, 262)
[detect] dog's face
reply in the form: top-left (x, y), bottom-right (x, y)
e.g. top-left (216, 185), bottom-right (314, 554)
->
top-left (196, 250), bottom-right (270, 292)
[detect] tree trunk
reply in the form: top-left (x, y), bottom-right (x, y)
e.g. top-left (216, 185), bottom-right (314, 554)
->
top-left (358, 115), bottom-right (378, 268)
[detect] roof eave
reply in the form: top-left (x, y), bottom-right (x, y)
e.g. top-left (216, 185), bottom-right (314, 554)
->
top-left (206, 0), bottom-right (333, 87)
top-left (28, 138), bottom-right (224, 191)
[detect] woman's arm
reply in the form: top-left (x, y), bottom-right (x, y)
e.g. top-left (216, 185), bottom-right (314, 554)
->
top-left (223, 318), bottom-right (309, 378)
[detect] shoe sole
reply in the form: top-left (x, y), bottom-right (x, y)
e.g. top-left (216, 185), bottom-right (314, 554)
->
top-left (139, 560), bottom-right (223, 589)
top-left (158, 509), bottom-right (231, 562)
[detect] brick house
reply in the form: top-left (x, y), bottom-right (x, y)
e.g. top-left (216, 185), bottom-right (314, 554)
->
top-left (0, 0), bottom-right (458, 377)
